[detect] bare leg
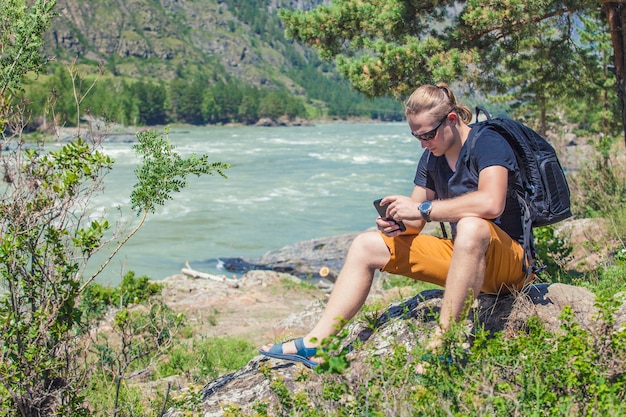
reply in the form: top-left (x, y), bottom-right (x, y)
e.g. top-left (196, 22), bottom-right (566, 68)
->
top-left (438, 217), bottom-right (490, 333)
top-left (416, 218), bottom-right (491, 368)
top-left (260, 230), bottom-right (390, 354)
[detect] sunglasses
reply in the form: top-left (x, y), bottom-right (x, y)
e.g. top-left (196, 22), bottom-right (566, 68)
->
top-left (411, 114), bottom-right (449, 141)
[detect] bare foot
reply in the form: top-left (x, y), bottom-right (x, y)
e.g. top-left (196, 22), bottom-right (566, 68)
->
top-left (260, 339), bottom-right (298, 354)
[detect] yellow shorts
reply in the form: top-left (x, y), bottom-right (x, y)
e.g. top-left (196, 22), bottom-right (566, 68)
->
top-left (380, 221), bottom-right (529, 294)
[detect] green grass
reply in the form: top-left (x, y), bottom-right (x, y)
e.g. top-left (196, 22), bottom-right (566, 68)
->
top-left (157, 336), bottom-right (257, 382)
top-left (380, 273), bottom-right (440, 292)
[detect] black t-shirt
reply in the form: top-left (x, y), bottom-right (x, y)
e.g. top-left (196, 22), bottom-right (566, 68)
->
top-left (414, 127), bottom-right (524, 243)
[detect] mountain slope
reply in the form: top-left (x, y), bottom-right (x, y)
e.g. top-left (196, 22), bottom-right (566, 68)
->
top-left (45, 0), bottom-right (326, 92)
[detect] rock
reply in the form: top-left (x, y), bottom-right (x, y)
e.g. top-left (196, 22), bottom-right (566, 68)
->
top-left (254, 117), bottom-right (277, 127)
top-left (159, 270), bottom-right (328, 350)
top-left (227, 224), bottom-right (443, 282)
top-left (254, 117), bottom-right (315, 127)
top-left (222, 232), bottom-right (360, 282)
top-left (219, 218), bottom-right (614, 283)
top-left (162, 281), bottom-right (625, 416)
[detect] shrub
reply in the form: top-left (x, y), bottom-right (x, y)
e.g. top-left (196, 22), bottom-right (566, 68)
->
top-left (533, 224), bottom-right (574, 282)
top-left (570, 151), bottom-right (626, 221)
top-left (80, 271), bottom-right (163, 322)
top-left (1, 89), bottom-right (228, 416)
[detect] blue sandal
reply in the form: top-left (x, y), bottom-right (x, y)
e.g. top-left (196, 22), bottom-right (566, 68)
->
top-left (420, 353), bottom-right (454, 364)
top-left (259, 337), bottom-right (319, 368)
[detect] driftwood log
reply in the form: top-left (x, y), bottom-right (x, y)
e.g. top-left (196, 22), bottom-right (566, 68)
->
top-left (181, 262), bottom-right (239, 288)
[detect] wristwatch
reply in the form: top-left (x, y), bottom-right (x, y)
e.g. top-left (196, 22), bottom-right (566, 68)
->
top-left (419, 200), bottom-right (433, 222)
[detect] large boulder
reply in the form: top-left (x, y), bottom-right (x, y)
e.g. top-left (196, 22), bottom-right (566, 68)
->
top-left (164, 281), bottom-right (625, 416)
top-left (219, 232), bottom-right (360, 281)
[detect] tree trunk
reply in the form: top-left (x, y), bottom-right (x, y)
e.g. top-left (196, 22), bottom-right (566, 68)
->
top-left (540, 95), bottom-right (547, 137)
top-left (604, 1), bottom-right (626, 145)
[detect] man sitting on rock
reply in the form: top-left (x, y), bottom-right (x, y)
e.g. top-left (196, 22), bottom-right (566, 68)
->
top-left (260, 83), bottom-right (531, 368)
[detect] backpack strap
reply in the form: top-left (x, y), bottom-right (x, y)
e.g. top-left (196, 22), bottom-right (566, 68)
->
top-left (516, 193), bottom-right (537, 288)
top-left (439, 221), bottom-right (448, 239)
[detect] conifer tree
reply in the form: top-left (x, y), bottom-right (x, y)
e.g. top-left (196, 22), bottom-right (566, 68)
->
top-left (279, 0), bottom-right (623, 139)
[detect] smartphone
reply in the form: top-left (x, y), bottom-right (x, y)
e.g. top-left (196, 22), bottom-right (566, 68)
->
top-left (373, 198), bottom-right (406, 232)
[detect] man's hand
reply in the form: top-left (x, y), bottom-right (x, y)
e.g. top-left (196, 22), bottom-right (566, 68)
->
top-left (376, 216), bottom-right (404, 236)
top-left (380, 195), bottom-right (422, 222)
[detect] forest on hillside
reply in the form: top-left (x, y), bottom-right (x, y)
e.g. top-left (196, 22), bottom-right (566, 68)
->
top-left (17, 0), bottom-right (404, 130)
top-left (21, 59), bottom-right (405, 129)
top-left (15, 0), bottom-right (626, 136)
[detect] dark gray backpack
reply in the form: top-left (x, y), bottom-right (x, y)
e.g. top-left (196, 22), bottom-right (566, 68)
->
top-left (468, 107), bottom-right (572, 282)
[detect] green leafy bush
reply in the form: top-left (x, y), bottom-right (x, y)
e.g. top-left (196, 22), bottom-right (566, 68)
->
top-left (571, 152), bottom-right (626, 221)
top-left (80, 271), bottom-right (163, 322)
top-left (533, 224), bottom-right (574, 282)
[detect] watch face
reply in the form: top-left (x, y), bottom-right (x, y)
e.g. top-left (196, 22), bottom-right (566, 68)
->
top-left (420, 201), bottom-right (432, 221)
